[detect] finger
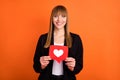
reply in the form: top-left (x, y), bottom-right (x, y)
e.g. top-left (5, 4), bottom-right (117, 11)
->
top-left (40, 57), bottom-right (44, 62)
top-left (68, 66), bottom-right (74, 71)
top-left (66, 57), bottom-right (75, 61)
top-left (43, 56), bottom-right (51, 60)
top-left (65, 62), bottom-right (73, 67)
top-left (66, 61), bottom-right (76, 67)
top-left (41, 61), bottom-right (49, 65)
top-left (66, 63), bottom-right (73, 68)
top-left (44, 61), bottom-right (49, 65)
top-left (40, 57), bottom-right (49, 63)
top-left (65, 57), bottom-right (75, 62)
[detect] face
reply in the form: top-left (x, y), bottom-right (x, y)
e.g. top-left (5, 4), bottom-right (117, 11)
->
top-left (53, 14), bottom-right (67, 30)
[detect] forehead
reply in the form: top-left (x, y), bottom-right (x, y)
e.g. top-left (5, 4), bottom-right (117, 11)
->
top-left (53, 10), bottom-right (67, 16)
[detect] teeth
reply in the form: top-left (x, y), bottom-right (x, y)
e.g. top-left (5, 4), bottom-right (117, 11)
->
top-left (57, 22), bottom-right (62, 25)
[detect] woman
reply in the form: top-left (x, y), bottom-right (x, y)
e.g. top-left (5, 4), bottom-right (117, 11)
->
top-left (33, 5), bottom-right (83, 80)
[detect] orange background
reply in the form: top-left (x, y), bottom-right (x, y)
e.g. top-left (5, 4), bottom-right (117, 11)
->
top-left (0, 0), bottom-right (120, 80)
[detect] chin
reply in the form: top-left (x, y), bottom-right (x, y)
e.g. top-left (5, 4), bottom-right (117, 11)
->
top-left (55, 26), bottom-right (64, 29)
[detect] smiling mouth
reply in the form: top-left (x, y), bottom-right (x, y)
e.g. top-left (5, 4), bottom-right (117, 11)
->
top-left (56, 22), bottom-right (64, 25)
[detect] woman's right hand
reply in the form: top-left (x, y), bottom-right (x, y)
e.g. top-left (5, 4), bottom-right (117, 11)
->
top-left (40, 56), bottom-right (51, 69)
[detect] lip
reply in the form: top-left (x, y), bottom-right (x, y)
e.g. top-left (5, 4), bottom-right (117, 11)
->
top-left (56, 22), bottom-right (63, 25)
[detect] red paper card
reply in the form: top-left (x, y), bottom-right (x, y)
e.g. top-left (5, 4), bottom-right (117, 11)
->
top-left (49, 45), bottom-right (68, 63)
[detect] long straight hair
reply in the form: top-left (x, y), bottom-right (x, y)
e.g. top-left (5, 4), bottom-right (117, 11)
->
top-left (44, 5), bottom-right (72, 48)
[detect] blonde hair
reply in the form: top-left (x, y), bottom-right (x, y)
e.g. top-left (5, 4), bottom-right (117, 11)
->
top-left (44, 5), bottom-right (72, 48)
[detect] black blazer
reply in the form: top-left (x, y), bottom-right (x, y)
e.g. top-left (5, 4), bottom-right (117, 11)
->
top-left (33, 33), bottom-right (83, 80)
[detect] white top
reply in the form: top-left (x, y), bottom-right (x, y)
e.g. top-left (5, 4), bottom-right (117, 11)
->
top-left (52, 43), bottom-right (64, 75)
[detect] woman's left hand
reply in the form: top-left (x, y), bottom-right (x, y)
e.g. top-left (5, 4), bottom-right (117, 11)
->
top-left (65, 57), bottom-right (76, 71)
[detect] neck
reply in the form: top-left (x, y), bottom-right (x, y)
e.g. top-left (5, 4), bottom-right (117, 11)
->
top-left (54, 28), bottom-right (65, 36)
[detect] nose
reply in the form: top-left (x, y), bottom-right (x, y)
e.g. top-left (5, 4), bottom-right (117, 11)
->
top-left (57, 15), bottom-right (62, 21)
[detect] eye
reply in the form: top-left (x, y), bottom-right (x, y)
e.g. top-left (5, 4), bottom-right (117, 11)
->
top-left (62, 15), bottom-right (66, 17)
top-left (53, 15), bottom-right (58, 17)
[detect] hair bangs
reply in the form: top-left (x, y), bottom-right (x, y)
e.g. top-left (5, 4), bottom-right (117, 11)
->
top-left (52, 6), bottom-right (68, 17)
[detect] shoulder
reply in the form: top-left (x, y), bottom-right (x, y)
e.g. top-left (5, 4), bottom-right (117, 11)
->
top-left (37, 33), bottom-right (48, 42)
top-left (70, 32), bottom-right (83, 43)
top-left (36, 33), bottom-right (48, 45)
top-left (70, 32), bottom-right (83, 48)
top-left (39, 33), bottom-right (48, 39)
top-left (70, 32), bottom-right (81, 39)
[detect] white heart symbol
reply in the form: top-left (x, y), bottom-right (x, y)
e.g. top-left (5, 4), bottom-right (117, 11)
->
top-left (53, 49), bottom-right (64, 57)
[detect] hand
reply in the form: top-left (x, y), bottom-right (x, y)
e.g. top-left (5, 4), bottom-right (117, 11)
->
top-left (40, 56), bottom-right (51, 69)
top-left (65, 57), bottom-right (76, 71)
